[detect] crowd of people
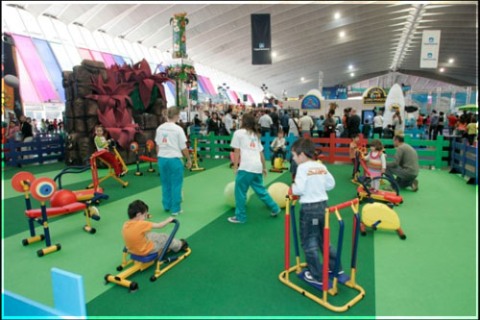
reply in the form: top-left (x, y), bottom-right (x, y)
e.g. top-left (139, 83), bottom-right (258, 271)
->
top-left (3, 117), bottom-right (64, 142)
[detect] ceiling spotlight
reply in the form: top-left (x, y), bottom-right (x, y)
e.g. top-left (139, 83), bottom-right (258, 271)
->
top-left (350, 73), bottom-right (355, 77)
top-left (272, 51), bottom-right (277, 58)
top-left (348, 64), bottom-right (353, 70)
top-left (334, 12), bottom-right (341, 19)
top-left (301, 77), bottom-right (305, 81)
top-left (448, 58), bottom-right (454, 64)
top-left (339, 31), bottom-right (345, 38)
top-left (439, 68), bottom-right (445, 72)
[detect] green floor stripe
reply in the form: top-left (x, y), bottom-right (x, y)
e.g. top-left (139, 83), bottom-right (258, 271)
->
top-left (2, 161), bottom-right (286, 307)
top-left (373, 169), bottom-right (477, 317)
top-left (87, 169), bottom-right (377, 317)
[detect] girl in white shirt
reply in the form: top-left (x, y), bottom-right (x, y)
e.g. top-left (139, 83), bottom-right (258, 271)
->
top-left (228, 112), bottom-right (280, 223)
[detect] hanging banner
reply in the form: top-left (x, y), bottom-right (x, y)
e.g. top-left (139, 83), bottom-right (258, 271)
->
top-left (251, 14), bottom-right (272, 65)
top-left (170, 13), bottom-right (189, 59)
top-left (420, 30), bottom-right (441, 68)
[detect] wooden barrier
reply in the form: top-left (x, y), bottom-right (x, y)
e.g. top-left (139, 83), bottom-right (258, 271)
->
top-left (190, 132), bottom-right (450, 168)
top-left (449, 138), bottom-right (477, 184)
top-left (3, 134), bottom-right (65, 167)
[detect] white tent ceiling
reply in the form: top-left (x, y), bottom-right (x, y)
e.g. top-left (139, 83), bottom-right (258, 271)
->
top-left (9, 1), bottom-right (480, 97)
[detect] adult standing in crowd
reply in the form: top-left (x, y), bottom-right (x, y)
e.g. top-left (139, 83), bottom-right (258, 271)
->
top-left (392, 109), bottom-right (403, 136)
top-left (373, 110), bottom-right (384, 138)
top-left (447, 113), bottom-right (458, 135)
top-left (323, 111), bottom-right (337, 138)
top-left (385, 135), bottom-right (419, 192)
top-left (299, 111), bottom-right (314, 136)
top-left (288, 112), bottom-right (300, 138)
top-left (428, 110), bottom-right (439, 140)
top-left (258, 109), bottom-right (273, 136)
top-left (270, 107), bottom-right (280, 137)
top-left (223, 108), bottom-right (234, 135)
top-left (347, 108), bottom-right (361, 138)
top-left (280, 110), bottom-right (290, 136)
top-left (155, 107), bottom-right (192, 216)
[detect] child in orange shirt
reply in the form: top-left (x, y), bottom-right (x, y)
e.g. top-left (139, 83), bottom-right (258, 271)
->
top-left (122, 200), bottom-right (188, 256)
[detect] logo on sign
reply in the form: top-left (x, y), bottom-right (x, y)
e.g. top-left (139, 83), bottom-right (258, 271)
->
top-left (301, 95), bottom-right (321, 110)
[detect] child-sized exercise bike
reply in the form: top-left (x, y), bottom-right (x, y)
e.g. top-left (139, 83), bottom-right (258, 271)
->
top-left (89, 140), bottom-right (128, 189)
top-left (269, 155), bottom-right (289, 173)
top-left (11, 172), bottom-right (104, 257)
top-left (360, 202), bottom-right (407, 240)
top-left (279, 192), bottom-right (365, 312)
top-left (352, 150), bottom-right (403, 206)
top-left (104, 219), bottom-right (191, 292)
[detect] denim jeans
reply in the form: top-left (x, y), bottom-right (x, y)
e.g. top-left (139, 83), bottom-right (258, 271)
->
top-left (300, 201), bottom-right (342, 281)
top-left (158, 157), bottom-right (184, 213)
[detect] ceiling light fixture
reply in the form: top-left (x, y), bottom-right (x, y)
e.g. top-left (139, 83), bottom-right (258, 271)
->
top-left (348, 64), bottom-right (353, 70)
top-left (439, 68), bottom-right (445, 72)
top-left (350, 73), bottom-right (355, 77)
top-left (339, 31), bottom-right (345, 38)
top-left (301, 77), bottom-right (305, 81)
top-left (334, 12), bottom-right (341, 19)
top-left (272, 51), bottom-right (277, 58)
top-left (448, 58), bottom-right (454, 64)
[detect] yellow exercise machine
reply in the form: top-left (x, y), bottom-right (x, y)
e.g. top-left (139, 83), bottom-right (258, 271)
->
top-left (104, 219), bottom-right (191, 292)
top-left (279, 195), bottom-right (365, 312)
top-left (360, 202), bottom-right (406, 240)
top-left (190, 138), bottom-right (205, 172)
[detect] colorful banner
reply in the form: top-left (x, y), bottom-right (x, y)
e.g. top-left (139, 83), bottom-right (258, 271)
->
top-left (170, 13), bottom-right (189, 59)
top-left (420, 30), bottom-right (441, 68)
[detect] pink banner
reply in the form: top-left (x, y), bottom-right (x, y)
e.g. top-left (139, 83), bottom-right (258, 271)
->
top-left (15, 48), bottom-right (42, 103)
top-left (11, 34), bottom-right (59, 102)
top-left (229, 90), bottom-right (239, 103)
top-left (203, 76), bottom-right (217, 96)
top-left (78, 48), bottom-right (93, 61)
top-left (248, 94), bottom-right (255, 104)
top-left (90, 50), bottom-right (104, 63)
top-left (101, 52), bottom-right (117, 68)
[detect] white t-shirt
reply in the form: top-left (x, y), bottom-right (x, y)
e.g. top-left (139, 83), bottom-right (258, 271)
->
top-left (258, 114), bottom-right (273, 129)
top-left (230, 129), bottom-right (263, 174)
top-left (299, 115), bottom-right (314, 131)
top-left (155, 122), bottom-right (187, 158)
top-left (373, 115), bottom-right (383, 128)
top-left (292, 160), bottom-right (335, 204)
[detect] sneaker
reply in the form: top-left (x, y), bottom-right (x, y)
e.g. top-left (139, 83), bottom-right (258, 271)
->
top-left (304, 271), bottom-right (322, 286)
top-left (228, 216), bottom-right (245, 224)
top-left (171, 210), bottom-right (183, 216)
top-left (118, 171), bottom-right (127, 177)
top-left (271, 208), bottom-right (281, 217)
top-left (411, 179), bottom-right (419, 192)
top-left (329, 269), bottom-right (345, 275)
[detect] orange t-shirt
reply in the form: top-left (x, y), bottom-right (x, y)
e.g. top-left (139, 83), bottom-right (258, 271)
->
top-left (122, 220), bottom-right (154, 255)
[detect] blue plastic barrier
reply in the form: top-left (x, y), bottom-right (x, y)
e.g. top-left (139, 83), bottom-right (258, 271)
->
top-left (449, 139), bottom-right (477, 184)
top-left (3, 134), bottom-right (65, 167)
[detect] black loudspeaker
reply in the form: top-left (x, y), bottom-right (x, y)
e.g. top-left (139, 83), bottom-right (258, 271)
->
top-left (251, 14), bottom-right (272, 65)
top-left (243, 94), bottom-right (248, 102)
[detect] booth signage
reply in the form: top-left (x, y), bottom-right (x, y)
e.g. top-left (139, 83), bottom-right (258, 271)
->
top-left (363, 87), bottom-right (387, 105)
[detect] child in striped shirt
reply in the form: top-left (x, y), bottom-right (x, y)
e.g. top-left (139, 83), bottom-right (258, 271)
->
top-left (364, 139), bottom-right (386, 191)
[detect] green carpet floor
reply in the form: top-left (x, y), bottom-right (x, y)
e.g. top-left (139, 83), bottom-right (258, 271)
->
top-left (2, 159), bottom-right (478, 318)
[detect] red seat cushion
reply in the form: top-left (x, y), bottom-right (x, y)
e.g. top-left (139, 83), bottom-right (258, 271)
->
top-left (25, 202), bottom-right (87, 219)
